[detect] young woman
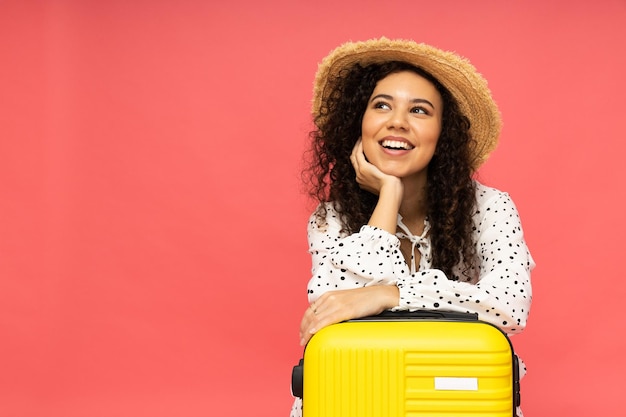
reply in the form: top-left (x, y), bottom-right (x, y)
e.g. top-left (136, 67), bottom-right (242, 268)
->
top-left (291, 38), bottom-right (534, 417)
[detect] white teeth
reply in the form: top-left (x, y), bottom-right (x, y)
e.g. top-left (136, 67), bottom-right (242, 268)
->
top-left (381, 140), bottom-right (414, 150)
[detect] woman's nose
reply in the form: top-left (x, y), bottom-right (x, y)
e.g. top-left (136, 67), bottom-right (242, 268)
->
top-left (387, 109), bottom-right (409, 130)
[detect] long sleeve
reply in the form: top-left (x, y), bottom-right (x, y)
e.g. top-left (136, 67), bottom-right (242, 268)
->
top-left (305, 183), bottom-right (535, 336)
top-left (395, 187), bottom-right (534, 334)
top-left (306, 205), bottom-right (405, 298)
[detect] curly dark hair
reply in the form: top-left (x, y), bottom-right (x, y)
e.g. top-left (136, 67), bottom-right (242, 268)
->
top-left (302, 61), bottom-right (478, 280)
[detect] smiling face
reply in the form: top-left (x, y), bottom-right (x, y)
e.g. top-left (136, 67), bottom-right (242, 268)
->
top-left (361, 70), bottom-right (443, 185)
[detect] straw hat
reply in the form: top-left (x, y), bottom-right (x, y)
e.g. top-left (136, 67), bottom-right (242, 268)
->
top-left (312, 37), bottom-right (501, 170)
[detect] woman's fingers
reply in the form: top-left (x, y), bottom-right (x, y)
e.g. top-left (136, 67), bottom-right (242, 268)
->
top-left (300, 296), bottom-right (329, 345)
top-left (351, 140), bottom-right (375, 190)
top-left (299, 294), bottom-right (340, 346)
top-left (350, 139), bottom-right (390, 195)
top-left (298, 286), bottom-right (399, 346)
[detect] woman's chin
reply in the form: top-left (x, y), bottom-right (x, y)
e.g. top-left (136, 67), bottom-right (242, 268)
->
top-left (377, 165), bottom-right (428, 181)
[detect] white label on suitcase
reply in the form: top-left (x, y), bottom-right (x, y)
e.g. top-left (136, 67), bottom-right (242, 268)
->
top-left (434, 377), bottom-right (478, 391)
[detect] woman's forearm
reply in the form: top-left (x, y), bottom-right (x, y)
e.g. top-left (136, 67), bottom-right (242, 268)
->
top-left (368, 181), bottom-right (403, 234)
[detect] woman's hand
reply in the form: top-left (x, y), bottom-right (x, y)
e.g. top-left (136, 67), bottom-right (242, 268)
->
top-left (351, 138), bottom-right (404, 235)
top-left (350, 138), bottom-right (401, 196)
top-left (299, 285), bottom-right (399, 346)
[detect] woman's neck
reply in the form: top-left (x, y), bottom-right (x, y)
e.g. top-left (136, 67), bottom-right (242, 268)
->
top-left (398, 176), bottom-right (428, 230)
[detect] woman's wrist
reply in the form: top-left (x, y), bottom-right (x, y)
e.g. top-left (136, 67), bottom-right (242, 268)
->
top-left (368, 180), bottom-right (403, 234)
top-left (379, 284), bottom-right (400, 310)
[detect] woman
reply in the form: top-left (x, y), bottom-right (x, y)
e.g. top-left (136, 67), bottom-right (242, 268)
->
top-left (291, 38), bottom-right (534, 417)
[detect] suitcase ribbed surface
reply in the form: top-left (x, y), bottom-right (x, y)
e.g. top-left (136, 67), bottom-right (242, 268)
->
top-left (303, 320), bottom-right (513, 417)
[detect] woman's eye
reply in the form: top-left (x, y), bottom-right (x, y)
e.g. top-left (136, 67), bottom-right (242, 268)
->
top-left (411, 106), bottom-right (428, 115)
top-left (373, 101), bottom-right (391, 110)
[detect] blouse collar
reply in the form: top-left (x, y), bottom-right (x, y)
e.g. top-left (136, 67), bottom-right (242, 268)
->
top-left (395, 214), bottom-right (432, 274)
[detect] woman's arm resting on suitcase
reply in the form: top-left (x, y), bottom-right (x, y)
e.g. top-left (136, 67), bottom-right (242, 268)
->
top-left (392, 192), bottom-right (535, 334)
top-left (299, 284), bottom-right (399, 346)
top-left (302, 198), bottom-right (408, 346)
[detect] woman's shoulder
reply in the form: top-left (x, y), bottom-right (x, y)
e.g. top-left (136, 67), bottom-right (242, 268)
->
top-left (309, 201), bottom-right (339, 220)
top-left (308, 202), bottom-right (343, 233)
top-left (474, 180), bottom-right (510, 204)
top-left (473, 180), bottom-right (521, 219)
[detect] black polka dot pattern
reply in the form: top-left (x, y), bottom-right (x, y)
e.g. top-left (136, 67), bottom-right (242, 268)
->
top-left (292, 182), bottom-right (534, 417)
top-left (306, 182), bottom-right (534, 335)
top-left (289, 399), bottom-right (302, 417)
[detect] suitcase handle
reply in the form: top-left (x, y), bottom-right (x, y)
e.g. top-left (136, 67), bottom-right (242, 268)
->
top-left (351, 309), bottom-right (479, 322)
top-left (291, 359), bottom-right (304, 398)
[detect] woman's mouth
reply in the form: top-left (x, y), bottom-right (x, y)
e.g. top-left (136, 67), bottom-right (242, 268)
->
top-left (380, 139), bottom-right (415, 150)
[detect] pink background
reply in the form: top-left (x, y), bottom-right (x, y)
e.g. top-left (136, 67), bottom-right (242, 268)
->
top-left (2, 0), bottom-right (625, 416)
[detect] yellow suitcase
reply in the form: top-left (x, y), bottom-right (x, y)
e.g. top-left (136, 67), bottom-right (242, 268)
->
top-left (292, 311), bottom-right (519, 417)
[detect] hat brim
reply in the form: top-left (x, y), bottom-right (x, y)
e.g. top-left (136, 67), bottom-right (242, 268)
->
top-left (312, 37), bottom-right (501, 171)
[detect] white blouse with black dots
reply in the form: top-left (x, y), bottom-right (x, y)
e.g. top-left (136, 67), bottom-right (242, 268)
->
top-left (290, 181), bottom-right (534, 417)
top-left (306, 181), bottom-right (534, 335)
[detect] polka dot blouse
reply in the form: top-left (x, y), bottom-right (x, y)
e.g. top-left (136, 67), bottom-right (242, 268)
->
top-left (291, 182), bottom-right (533, 417)
top-left (306, 181), bottom-right (535, 335)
